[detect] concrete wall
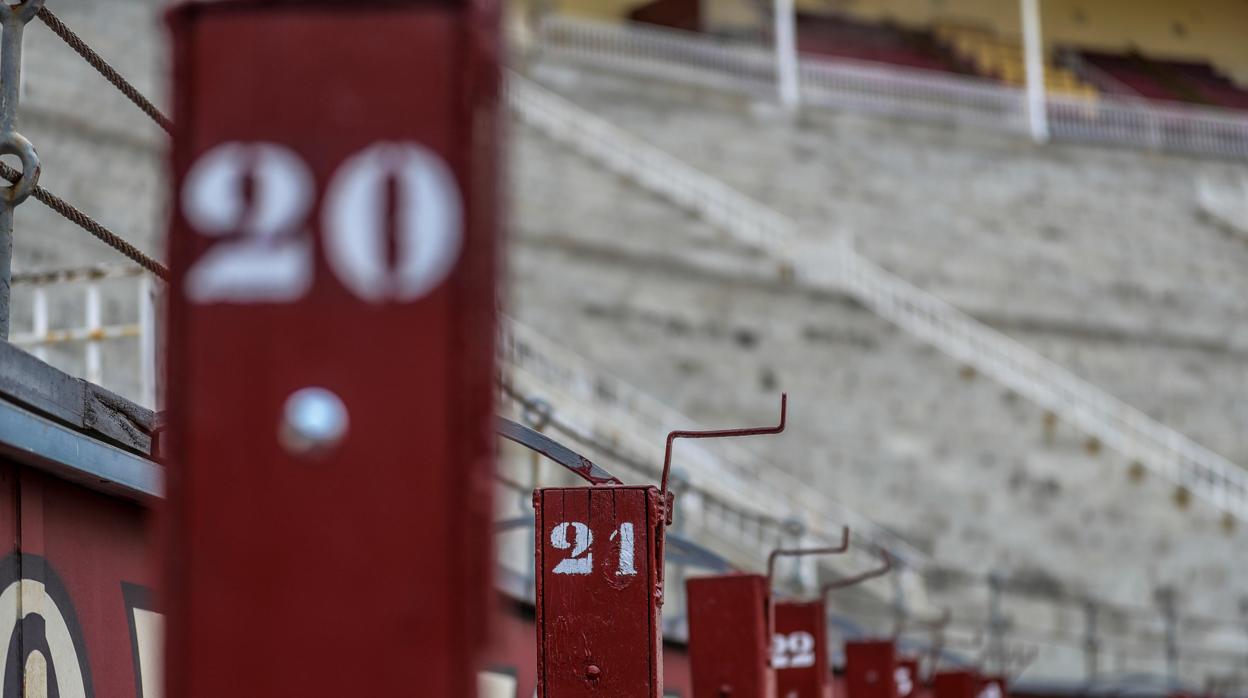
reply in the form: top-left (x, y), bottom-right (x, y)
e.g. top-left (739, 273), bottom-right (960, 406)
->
top-left (514, 59), bottom-right (1248, 686)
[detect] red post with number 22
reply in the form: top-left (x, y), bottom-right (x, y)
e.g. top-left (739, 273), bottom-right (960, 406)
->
top-left (163, 0), bottom-right (501, 695)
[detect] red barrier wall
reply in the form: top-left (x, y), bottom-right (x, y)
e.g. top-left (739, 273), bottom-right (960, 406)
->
top-left (0, 462), bottom-right (155, 696)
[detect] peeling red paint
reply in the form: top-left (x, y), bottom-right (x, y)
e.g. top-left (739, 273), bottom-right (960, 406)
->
top-left (535, 486), bottom-right (664, 697)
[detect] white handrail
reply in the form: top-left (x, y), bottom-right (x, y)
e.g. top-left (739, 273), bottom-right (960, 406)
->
top-left (536, 15), bottom-right (1248, 160)
top-left (506, 74), bottom-right (1248, 519)
top-left (10, 264), bottom-right (158, 407)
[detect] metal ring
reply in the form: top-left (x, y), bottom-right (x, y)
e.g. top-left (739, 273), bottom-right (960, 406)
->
top-left (0, 0), bottom-right (47, 24)
top-left (0, 132), bottom-right (39, 206)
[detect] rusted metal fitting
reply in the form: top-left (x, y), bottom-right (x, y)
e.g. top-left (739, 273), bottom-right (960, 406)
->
top-left (822, 546), bottom-right (894, 597)
top-left (0, 132), bottom-right (38, 205)
top-left (764, 527), bottom-right (850, 664)
top-left (660, 393), bottom-right (787, 523)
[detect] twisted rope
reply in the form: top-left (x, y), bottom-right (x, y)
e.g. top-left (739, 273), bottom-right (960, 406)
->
top-left (0, 162), bottom-right (168, 280)
top-left (36, 7), bottom-right (172, 134)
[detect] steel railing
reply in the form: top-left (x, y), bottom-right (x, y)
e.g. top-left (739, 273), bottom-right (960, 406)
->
top-left (536, 15), bottom-right (1248, 160)
top-left (506, 74), bottom-right (1248, 520)
top-left (9, 264), bottom-right (158, 407)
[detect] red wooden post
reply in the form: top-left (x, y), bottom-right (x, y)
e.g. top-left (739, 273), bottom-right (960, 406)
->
top-left (534, 397), bottom-right (786, 697)
top-left (773, 600), bottom-right (830, 698)
top-left (163, 0), bottom-right (501, 695)
top-left (687, 574), bottom-right (776, 698)
top-left (932, 671), bottom-right (982, 698)
top-left (845, 640), bottom-right (901, 698)
top-left (534, 486), bottom-right (666, 695)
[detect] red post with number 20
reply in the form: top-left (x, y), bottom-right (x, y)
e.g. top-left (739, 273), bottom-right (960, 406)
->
top-left (163, 0), bottom-right (500, 696)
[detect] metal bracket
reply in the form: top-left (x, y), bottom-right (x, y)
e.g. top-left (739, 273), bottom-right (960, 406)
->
top-left (495, 415), bottom-right (622, 485)
top-left (765, 527), bottom-right (850, 662)
top-left (822, 546), bottom-right (893, 596)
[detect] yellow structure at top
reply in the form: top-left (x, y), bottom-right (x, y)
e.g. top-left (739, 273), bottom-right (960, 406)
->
top-left (935, 22), bottom-right (1097, 99)
top-left (552, 0), bottom-right (1248, 87)
top-left (829, 0), bottom-right (1248, 85)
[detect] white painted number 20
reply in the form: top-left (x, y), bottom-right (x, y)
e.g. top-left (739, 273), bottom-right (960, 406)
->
top-left (550, 521), bottom-right (638, 577)
top-left (182, 141), bottom-right (462, 304)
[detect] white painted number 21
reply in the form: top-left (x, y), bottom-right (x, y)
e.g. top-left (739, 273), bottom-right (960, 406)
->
top-left (182, 141), bottom-right (462, 303)
top-left (550, 522), bottom-right (637, 577)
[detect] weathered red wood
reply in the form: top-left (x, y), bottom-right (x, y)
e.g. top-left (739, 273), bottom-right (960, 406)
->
top-left (933, 670), bottom-right (983, 698)
top-left (846, 640), bottom-right (901, 698)
top-left (164, 1), bottom-right (500, 695)
top-left (774, 600), bottom-right (830, 698)
top-left (0, 462), bottom-right (155, 696)
top-left (534, 485), bottom-right (664, 697)
top-left (687, 573), bottom-right (775, 698)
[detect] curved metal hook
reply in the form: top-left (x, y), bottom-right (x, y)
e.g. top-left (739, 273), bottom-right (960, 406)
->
top-left (764, 526), bottom-right (849, 666)
top-left (821, 547), bottom-right (893, 597)
top-left (766, 526), bottom-right (850, 588)
top-left (661, 393), bottom-right (786, 508)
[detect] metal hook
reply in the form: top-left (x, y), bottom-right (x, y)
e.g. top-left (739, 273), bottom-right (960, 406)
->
top-left (764, 526), bottom-right (849, 666)
top-left (821, 547), bottom-right (893, 597)
top-left (660, 393), bottom-right (787, 508)
top-left (766, 526), bottom-right (850, 589)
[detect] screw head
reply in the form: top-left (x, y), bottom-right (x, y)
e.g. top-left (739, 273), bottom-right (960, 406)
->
top-left (280, 387), bottom-right (349, 457)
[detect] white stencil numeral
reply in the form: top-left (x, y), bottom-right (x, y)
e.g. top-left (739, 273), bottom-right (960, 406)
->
top-left (182, 140), bottom-right (462, 305)
top-left (611, 522), bottom-right (637, 576)
top-left (551, 522), bottom-right (593, 575)
top-left (772, 631), bottom-right (816, 669)
top-left (182, 142), bottom-right (314, 303)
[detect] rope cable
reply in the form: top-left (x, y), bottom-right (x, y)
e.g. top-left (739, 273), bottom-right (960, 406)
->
top-left (0, 162), bottom-right (168, 279)
top-left (36, 7), bottom-right (172, 133)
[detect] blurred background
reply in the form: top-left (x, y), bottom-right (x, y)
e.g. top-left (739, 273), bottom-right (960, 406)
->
top-left (17, 0), bottom-right (1248, 694)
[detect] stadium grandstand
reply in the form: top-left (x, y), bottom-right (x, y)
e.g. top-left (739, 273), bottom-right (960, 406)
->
top-left (6, 0), bottom-right (1248, 695)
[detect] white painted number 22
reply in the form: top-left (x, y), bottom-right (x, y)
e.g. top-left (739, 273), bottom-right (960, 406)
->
top-left (772, 631), bottom-right (816, 669)
top-left (182, 141), bottom-right (462, 303)
top-left (551, 522), bottom-right (637, 577)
